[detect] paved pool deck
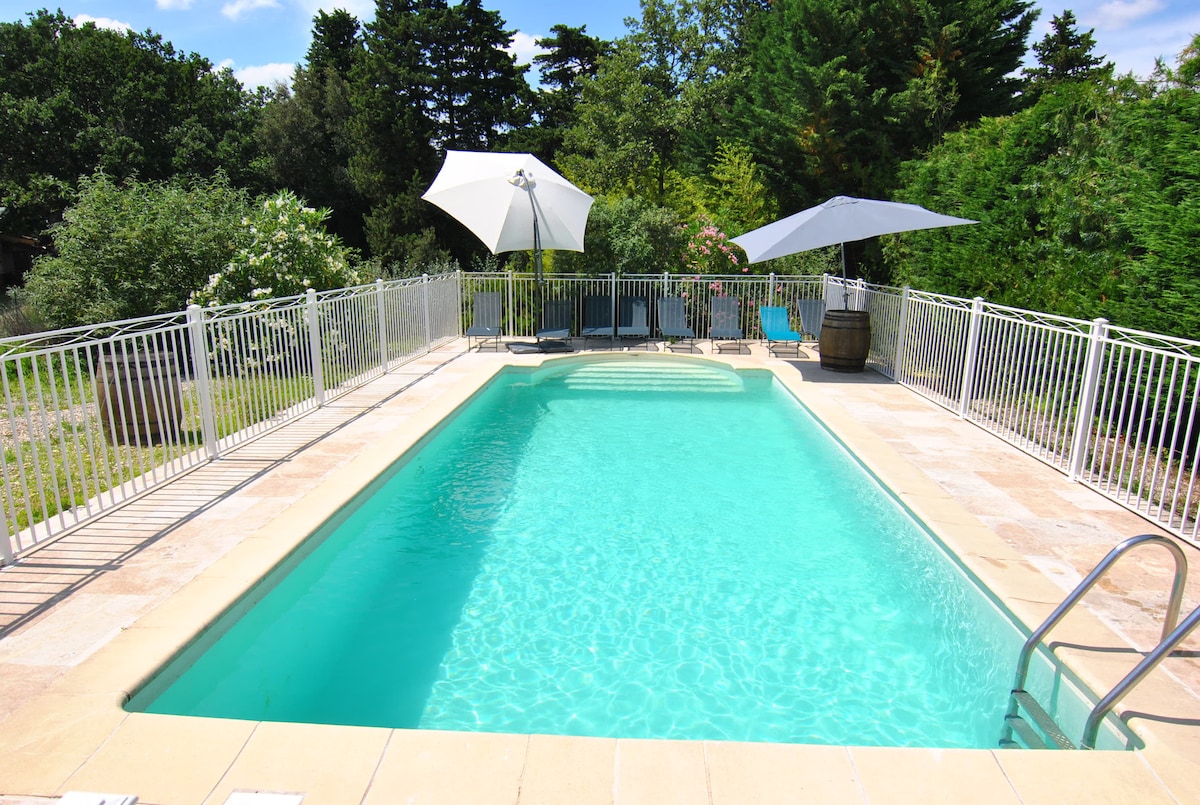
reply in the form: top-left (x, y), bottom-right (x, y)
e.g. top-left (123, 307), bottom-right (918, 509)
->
top-left (1, 339), bottom-right (1199, 804)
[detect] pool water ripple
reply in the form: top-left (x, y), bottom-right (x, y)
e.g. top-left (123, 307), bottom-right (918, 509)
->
top-left (135, 359), bottom-right (1024, 747)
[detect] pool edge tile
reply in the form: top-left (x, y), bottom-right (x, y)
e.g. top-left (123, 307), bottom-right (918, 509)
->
top-left (205, 720), bottom-right (391, 805)
top-left (705, 740), bottom-right (862, 804)
top-left (519, 734), bottom-right (616, 805)
top-left (614, 738), bottom-right (708, 803)
top-left (993, 747), bottom-right (1176, 804)
top-left (59, 711), bottom-right (257, 805)
top-left (849, 747), bottom-right (1020, 804)
top-left (362, 728), bottom-right (527, 805)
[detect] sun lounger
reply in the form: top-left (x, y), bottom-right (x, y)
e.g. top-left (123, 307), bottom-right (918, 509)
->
top-left (710, 297), bottom-right (744, 353)
top-left (536, 298), bottom-right (572, 341)
top-left (465, 291), bottom-right (501, 350)
top-left (581, 295), bottom-right (614, 345)
top-left (617, 296), bottom-right (651, 349)
top-left (657, 297), bottom-right (696, 350)
top-left (796, 298), bottom-right (826, 340)
top-left (759, 305), bottom-right (802, 356)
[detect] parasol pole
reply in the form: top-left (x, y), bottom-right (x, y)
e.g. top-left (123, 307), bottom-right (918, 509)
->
top-left (515, 169), bottom-right (544, 285)
top-left (840, 242), bottom-right (850, 310)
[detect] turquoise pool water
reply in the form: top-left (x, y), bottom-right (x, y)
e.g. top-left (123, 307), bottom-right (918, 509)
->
top-left (131, 358), bottom-right (1063, 747)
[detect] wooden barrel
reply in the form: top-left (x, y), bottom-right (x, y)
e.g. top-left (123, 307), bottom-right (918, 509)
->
top-left (95, 350), bottom-right (183, 445)
top-left (819, 310), bottom-right (871, 372)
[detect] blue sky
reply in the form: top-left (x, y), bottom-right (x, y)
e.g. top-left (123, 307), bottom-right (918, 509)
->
top-left (1, 0), bottom-right (1196, 90)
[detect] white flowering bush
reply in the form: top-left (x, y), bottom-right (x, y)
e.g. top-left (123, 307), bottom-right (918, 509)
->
top-left (191, 190), bottom-right (360, 306)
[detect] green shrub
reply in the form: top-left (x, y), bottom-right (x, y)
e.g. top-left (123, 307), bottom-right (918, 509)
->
top-left (18, 172), bottom-right (249, 328)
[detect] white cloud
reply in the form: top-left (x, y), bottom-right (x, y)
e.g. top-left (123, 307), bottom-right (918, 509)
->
top-left (1100, 19), bottom-right (1200, 77)
top-left (506, 31), bottom-right (548, 67)
top-left (298, 0), bottom-right (377, 23)
top-left (73, 15), bottom-right (134, 33)
top-left (234, 62), bottom-right (296, 89)
top-left (156, 0), bottom-right (193, 10)
top-left (222, 0), bottom-right (281, 22)
top-left (1094, 0), bottom-right (1165, 29)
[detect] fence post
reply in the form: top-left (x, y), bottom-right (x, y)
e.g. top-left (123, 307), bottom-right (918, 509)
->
top-left (507, 270), bottom-right (514, 339)
top-left (894, 286), bottom-right (911, 384)
top-left (422, 273), bottom-right (433, 350)
top-left (958, 297), bottom-right (985, 418)
top-left (376, 278), bottom-right (388, 373)
top-left (609, 273), bottom-right (618, 339)
top-left (1068, 318), bottom-right (1110, 481)
top-left (186, 305), bottom-right (220, 460)
top-left (306, 289), bottom-right (326, 407)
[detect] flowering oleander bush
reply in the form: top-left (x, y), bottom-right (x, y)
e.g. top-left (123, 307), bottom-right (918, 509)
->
top-left (681, 216), bottom-right (746, 276)
top-left (192, 190), bottom-right (360, 306)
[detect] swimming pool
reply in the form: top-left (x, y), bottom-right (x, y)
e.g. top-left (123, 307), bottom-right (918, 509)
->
top-left (128, 356), bottom-right (1129, 749)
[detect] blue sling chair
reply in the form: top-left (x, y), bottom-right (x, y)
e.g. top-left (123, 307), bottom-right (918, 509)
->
top-left (759, 305), bottom-right (802, 356)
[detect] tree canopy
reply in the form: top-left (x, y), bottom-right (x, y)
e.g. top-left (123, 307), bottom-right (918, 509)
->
top-left (0, 10), bottom-right (263, 236)
top-left (3, 2), bottom-right (1200, 339)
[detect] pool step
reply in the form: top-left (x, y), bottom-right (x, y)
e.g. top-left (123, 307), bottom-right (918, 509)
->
top-left (1000, 691), bottom-right (1076, 750)
top-left (561, 363), bottom-right (743, 393)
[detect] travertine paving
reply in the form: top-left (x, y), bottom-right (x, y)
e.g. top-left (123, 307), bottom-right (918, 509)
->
top-left (1, 339), bottom-right (1198, 804)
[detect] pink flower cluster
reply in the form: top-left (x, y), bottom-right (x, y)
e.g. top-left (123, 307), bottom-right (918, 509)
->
top-left (682, 217), bottom-right (744, 275)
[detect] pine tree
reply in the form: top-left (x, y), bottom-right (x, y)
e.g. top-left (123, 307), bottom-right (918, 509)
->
top-left (256, 10), bottom-right (367, 250)
top-left (307, 9), bottom-right (363, 79)
top-left (1024, 10), bottom-right (1111, 87)
top-left (348, 0), bottom-right (443, 267)
top-left (425, 0), bottom-right (530, 151)
top-left (347, 0), bottom-right (532, 266)
top-left (508, 25), bottom-right (610, 162)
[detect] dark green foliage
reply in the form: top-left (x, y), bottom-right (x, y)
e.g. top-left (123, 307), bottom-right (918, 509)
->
top-left (736, 0), bottom-right (1036, 212)
top-left (562, 0), bottom-right (765, 204)
top-left (507, 25), bottom-right (611, 161)
top-left (348, 0), bottom-right (529, 267)
top-left (0, 10), bottom-right (263, 237)
top-left (16, 173), bottom-right (250, 328)
top-left (426, 0), bottom-right (532, 151)
top-left (554, 197), bottom-right (685, 275)
top-left (889, 69), bottom-right (1200, 338)
top-left (307, 9), bottom-right (363, 78)
top-left (257, 11), bottom-right (368, 251)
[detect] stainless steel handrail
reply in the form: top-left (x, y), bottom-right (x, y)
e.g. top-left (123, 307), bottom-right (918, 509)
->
top-left (1081, 603), bottom-right (1200, 749)
top-left (1003, 533), bottom-right (1189, 748)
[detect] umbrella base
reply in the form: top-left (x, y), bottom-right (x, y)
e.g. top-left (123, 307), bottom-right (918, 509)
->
top-left (507, 340), bottom-right (574, 354)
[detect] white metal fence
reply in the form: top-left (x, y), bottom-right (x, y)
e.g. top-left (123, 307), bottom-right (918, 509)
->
top-left (0, 274), bottom-right (457, 563)
top-left (865, 286), bottom-right (1200, 543)
top-left (458, 271), bottom-right (829, 344)
top-left (3, 268), bottom-right (1198, 562)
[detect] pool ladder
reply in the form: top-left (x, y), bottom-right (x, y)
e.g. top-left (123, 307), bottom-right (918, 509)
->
top-left (1001, 533), bottom-right (1200, 750)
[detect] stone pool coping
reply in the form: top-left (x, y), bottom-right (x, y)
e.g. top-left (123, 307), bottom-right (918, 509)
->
top-left (1, 344), bottom-right (1198, 803)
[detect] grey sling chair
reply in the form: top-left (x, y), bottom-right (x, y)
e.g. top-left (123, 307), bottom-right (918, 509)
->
top-left (581, 294), bottom-right (615, 347)
top-left (617, 295), bottom-right (651, 350)
top-left (657, 297), bottom-right (696, 351)
top-left (465, 291), bottom-right (502, 351)
top-left (709, 296), bottom-right (744, 353)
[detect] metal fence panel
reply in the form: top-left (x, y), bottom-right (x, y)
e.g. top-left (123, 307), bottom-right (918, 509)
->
top-left (0, 274), bottom-right (455, 562)
top-left (6, 267), bottom-right (1200, 560)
